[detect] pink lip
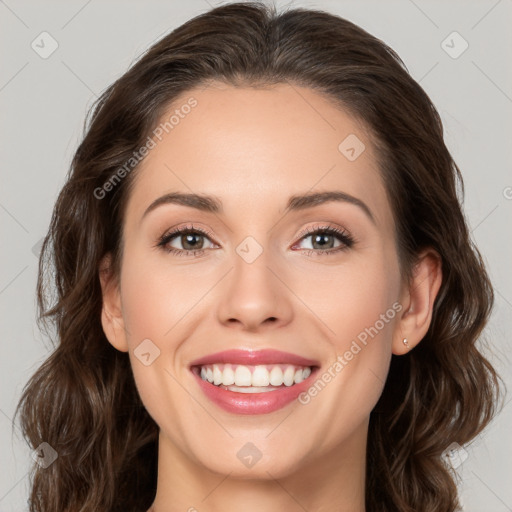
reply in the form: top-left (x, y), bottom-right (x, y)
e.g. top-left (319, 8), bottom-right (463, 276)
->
top-left (189, 349), bottom-right (319, 367)
top-left (189, 349), bottom-right (320, 415)
top-left (191, 366), bottom-right (319, 415)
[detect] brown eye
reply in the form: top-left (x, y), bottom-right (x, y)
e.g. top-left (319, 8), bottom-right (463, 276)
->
top-left (157, 225), bottom-right (217, 256)
top-left (176, 232), bottom-right (206, 250)
top-left (293, 226), bottom-right (355, 255)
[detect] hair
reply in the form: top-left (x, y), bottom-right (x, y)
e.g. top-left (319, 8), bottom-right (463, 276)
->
top-left (15, 2), bottom-right (502, 511)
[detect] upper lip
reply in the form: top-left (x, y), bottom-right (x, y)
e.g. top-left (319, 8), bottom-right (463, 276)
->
top-left (189, 349), bottom-right (319, 368)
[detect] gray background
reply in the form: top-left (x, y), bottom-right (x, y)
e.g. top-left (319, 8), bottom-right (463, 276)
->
top-left (1, 0), bottom-right (511, 510)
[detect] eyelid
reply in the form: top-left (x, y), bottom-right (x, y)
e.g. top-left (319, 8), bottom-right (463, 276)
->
top-left (160, 223), bottom-right (216, 240)
top-left (156, 222), bottom-right (355, 255)
top-left (295, 223), bottom-right (350, 240)
top-left (291, 223), bottom-right (355, 250)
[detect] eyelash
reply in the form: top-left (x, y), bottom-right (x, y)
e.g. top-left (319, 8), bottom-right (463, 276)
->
top-left (156, 223), bottom-right (355, 257)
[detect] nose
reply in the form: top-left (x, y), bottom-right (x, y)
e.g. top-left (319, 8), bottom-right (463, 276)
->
top-left (215, 247), bottom-right (294, 332)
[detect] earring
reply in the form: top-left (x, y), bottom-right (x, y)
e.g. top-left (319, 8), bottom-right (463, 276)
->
top-left (403, 338), bottom-right (410, 350)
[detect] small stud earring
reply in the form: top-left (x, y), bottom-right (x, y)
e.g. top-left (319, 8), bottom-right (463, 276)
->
top-left (403, 338), bottom-right (410, 350)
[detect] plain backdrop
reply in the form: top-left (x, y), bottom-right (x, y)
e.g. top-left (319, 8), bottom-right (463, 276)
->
top-left (1, 1), bottom-right (511, 510)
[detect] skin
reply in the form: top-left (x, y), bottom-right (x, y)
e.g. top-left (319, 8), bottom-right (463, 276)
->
top-left (99, 82), bottom-right (442, 512)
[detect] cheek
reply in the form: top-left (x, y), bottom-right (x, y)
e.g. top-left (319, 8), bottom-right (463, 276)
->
top-left (119, 249), bottom-right (211, 342)
top-left (293, 246), bottom-right (400, 412)
top-left (117, 250), bottom-right (224, 417)
top-left (293, 248), bottom-right (400, 348)
top-left (295, 263), bottom-right (399, 443)
top-left (118, 251), bottom-right (196, 426)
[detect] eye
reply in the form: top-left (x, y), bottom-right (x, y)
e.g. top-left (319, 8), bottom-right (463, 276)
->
top-left (156, 223), bottom-right (355, 257)
top-left (156, 224), bottom-right (217, 256)
top-left (292, 225), bottom-right (355, 256)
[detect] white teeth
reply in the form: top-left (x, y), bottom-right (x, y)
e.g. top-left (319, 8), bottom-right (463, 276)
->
top-left (269, 366), bottom-right (283, 386)
top-left (224, 385), bottom-right (279, 393)
top-left (234, 365), bottom-right (252, 386)
top-left (222, 364), bottom-right (235, 385)
top-left (283, 366), bottom-right (295, 386)
top-left (252, 366), bottom-right (270, 386)
top-left (213, 364), bottom-right (223, 385)
top-left (198, 363), bottom-right (313, 388)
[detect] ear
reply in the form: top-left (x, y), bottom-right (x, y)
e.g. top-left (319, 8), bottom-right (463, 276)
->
top-left (99, 253), bottom-right (128, 352)
top-left (392, 248), bottom-right (443, 355)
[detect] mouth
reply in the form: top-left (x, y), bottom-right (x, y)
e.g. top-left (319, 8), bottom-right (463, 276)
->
top-left (189, 349), bottom-right (320, 414)
top-left (192, 363), bottom-right (314, 391)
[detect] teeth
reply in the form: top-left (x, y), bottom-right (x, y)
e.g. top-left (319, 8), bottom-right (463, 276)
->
top-left (283, 366), bottom-right (295, 386)
top-left (269, 366), bottom-right (283, 386)
top-left (294, 369), bottom-right (304, 384)
top-left (213, 365), bottom-right (223, 385)
top-left (252, 365), bottom-right (270, 386)
top-left (224, 385), bottom-right (280, 393)
top-left (198, 363), bottom-right (313, 388)
top-left (219, 364), bottom-right (235, 385)
top-left (234, 365), bottom-right (252, 386)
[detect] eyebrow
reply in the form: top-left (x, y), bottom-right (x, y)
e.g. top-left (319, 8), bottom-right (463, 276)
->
top-left (141, 190), bottom-right (375, 224)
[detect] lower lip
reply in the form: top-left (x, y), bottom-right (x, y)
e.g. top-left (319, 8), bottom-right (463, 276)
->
top-left (191, 367), bottom-right (318, 415)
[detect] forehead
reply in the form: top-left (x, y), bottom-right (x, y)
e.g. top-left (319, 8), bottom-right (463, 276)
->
top-left (124, 82), bottom-right (392, 230)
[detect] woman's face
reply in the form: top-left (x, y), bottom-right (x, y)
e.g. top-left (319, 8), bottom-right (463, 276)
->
top-left (105, 82), bottom-right (407, 480)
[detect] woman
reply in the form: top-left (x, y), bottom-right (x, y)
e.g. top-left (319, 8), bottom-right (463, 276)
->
top-left (16, 2), bottom-right (502, 511)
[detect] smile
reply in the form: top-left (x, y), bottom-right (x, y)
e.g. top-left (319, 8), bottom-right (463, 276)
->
top-left (189, 348), bottom-right (320, 414)
top-left (198, 363), bottom-right (312, 390)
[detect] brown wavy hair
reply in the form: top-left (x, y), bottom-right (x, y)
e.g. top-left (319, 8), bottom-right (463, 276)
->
top-left (15, 2), bottom-right (502, 511)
